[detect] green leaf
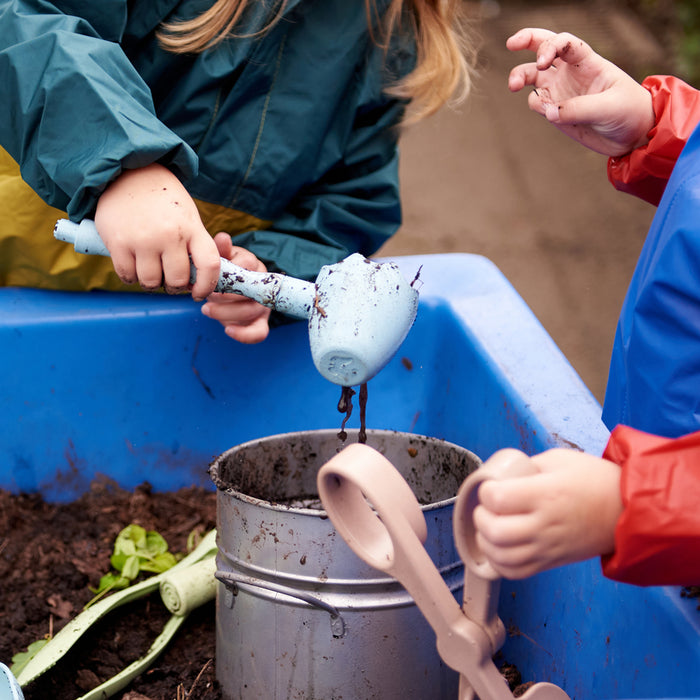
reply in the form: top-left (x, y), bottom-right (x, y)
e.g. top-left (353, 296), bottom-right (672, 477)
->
top-left (110, 551), bottom-right (128, 571)
top-left (84, 524), bottom-right (178, 609)
top-left (88, 572), bottom-right (131, 596)
top-left (11, 638), bottom-right (49, 676)
top-left (139, 551), bottom-right (178, 574)
top-left (114, 525), bottom-right (147, 557)
top-left (144, 530), bottom-right (169, 556)
top-left (84, 573), bottom-right (130, 609)
top-left (120, 554), bottom-right (142, 581)
top-left (110, 526), bottom-right (168, 571)
top-left (95, 572), bottom-right (131, 592)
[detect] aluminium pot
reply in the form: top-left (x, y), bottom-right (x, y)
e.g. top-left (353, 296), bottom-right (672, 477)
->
top-left (209, 429), bottom-right (480, 699)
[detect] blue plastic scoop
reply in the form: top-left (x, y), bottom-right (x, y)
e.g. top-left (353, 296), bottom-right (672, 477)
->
top-left (54, 219), bottom-right (419, 387)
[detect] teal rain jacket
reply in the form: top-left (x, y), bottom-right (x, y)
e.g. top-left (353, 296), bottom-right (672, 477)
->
top-left (0, 0), bottom-right (414, 287)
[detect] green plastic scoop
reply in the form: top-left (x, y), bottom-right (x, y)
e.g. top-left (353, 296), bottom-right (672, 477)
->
top-left (15, 529), bottom-right (218, 699)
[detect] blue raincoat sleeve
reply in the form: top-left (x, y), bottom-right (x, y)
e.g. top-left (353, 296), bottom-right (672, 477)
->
top-left (0, 0), bottom-right (197, 220)
top-left (603, 119), bottom-right (700, 437)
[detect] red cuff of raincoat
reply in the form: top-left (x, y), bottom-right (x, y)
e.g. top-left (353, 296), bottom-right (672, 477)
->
top-left (607, 75), bottom-right (700, 206)
top-left (601, 424), bottom-right (700, 586)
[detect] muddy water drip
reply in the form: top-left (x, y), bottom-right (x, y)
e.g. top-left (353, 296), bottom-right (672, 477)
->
top-left (336, 383), bottom-right (368, 444)
top-left (358, 382), bottom-right (367, 440)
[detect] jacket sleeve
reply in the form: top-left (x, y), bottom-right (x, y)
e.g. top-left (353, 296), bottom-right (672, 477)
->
top-left (0, 0), bottom-right (197, 220)
top-left (601, 424), bottom-right (700, 585)
top-left (230, 92), bottom-right (406, 283)
top-left (607, 75), bottom-right (700, 206)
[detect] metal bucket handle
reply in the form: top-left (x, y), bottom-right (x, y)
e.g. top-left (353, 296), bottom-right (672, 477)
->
top-left (215, 570), bottom-right (346, 638)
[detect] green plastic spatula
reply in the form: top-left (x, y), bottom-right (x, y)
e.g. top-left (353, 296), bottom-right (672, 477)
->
top-left (15, 529), bottom-right (218, 698)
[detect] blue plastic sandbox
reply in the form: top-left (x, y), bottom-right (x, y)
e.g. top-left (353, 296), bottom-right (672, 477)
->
top-left (2, 253), bottom-right (698, 699)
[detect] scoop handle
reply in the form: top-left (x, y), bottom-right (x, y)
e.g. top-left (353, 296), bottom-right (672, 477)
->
top-left (454, 448), bottom-right (539, 580)
top-left (159, 555), bottom-right (217, 616)
top-left (54, 218), bottom-right (314, 319)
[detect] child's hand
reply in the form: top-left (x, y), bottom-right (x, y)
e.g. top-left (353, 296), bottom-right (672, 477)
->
top-left (94, 164), bottom-right (221, 300)
top-left (471, 448), bottom-right (623, 579)
top-left (507, 28), bottom-right (655, 157)
top-left (201, 233), bottom-right (271, 344)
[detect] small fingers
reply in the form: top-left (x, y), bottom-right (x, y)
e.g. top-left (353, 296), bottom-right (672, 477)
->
top-left (477, 477), bottom-right (544, 515)
top-left (110, 249), bottom-right (137, 286)
top-left (213, 233), bottom-right (265, 273)
top-left (224, 315), bottom-right (271, 344)
top-left (473, 503), bottom-right (537, 548)
top-left (161, 247), bottom-right (193, 294)
top-left (473, 504), bottom-right (565, 580)
top-left (474, 532), bottom-right (546, 580)
top-left (213, 232), bottom-right (234, 259)
top-left (552, 91), bottom-right (619, 127)
top-left (203, 298), bottom-right (271, 344)
top-left (507, 28), bottom-right (593, 71)
top-left (537, 32), bottom-right (593, 69)
top-left (524, 89), bottom-right (613, 128)
top-left (202, 294), bottom-right (271, 345)
top-left (202, 295), bottom-right (269, 324)
top-left (508, 62), bottom-right (540, 92)
top-left (189, 235), bottom-right (221, 300)
top-left (526, 88), bottom-right (549, 118)
top-left (506, 27), bottom-right (556, 54)
top-left (229, 244), bottom-right (267, 272)
top-left (134, 252), bottom-right (164, 291)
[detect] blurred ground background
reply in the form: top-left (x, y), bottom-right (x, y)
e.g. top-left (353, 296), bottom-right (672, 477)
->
top-left (378, 0), bottom-right (694, 403)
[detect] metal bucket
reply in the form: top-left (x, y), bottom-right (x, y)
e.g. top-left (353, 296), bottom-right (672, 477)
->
top-left (209, 429), bottom-right (481, 699)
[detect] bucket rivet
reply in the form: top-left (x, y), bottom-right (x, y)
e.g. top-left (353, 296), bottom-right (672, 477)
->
top-left (330, 614), bottom-right (346, 639)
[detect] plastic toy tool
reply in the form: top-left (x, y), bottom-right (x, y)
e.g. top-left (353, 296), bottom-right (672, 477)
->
top-left (14, 529), bottom-right (218, 700)
top-left (54, 218), bottom-right (419, 386)
top-left (318, 446), bottom-right (573, 700)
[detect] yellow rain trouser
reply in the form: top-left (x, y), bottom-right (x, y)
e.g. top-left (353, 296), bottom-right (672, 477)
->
top-left (0, 147), bottom-right (270, 291)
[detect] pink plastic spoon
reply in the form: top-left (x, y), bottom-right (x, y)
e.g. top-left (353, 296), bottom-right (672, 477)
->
top-left (318, 444), bottom-right (571, 700)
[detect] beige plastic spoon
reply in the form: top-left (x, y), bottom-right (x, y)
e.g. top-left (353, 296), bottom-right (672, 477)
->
top-left (317, 444), bottom-right (571, 700)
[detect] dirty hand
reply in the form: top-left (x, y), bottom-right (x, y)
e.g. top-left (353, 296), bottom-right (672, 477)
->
top-left (201, 233), bottom-right (271, 344)
top-left (472, 448), bottom-right (623, 578)
top-left (507, 28), bottom-right (655, 156)
top-left (94, 164), bottom-right (221, 300)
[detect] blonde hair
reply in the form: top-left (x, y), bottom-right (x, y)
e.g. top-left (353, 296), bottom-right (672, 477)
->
top-left (158, 0), bottom-right (474, 121)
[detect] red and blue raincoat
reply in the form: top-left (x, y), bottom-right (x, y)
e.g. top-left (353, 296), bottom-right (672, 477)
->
top-left (600, 76), bottom-right (700, 584)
